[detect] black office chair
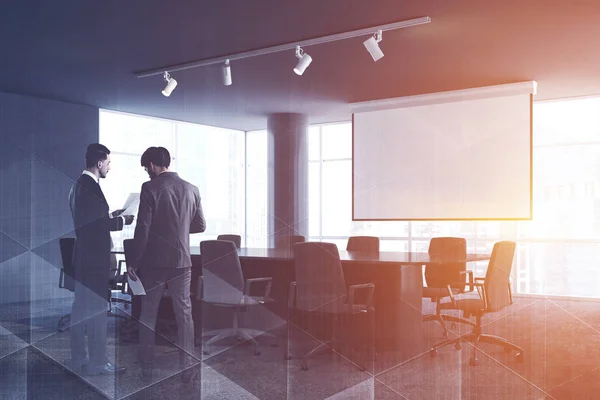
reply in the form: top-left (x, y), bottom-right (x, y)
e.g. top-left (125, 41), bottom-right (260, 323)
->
top-left (109, 238), bottom-right (131, 316)
top-left (288, 242), bottom-right (375, 371)
top-left (217, 234), bottom-right (242, 249)
top-left (198, 240), bottom-right (277, 355)
top-left (430, 241), bottom-right (523, 366)
top-left (58, 238), bottom-right (76, 332)
top-left (422, 237), bottom-right (475, 338)
top-left (346, 236), bottom-right (380, 253)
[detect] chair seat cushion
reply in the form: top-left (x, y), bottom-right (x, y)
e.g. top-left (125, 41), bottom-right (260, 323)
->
top-left (422, 287), bottom-right (459, 299)
top-left (299, 300), bottom-right (374, 315)
top-left (440, 297), bottom-right (485, 318)
top-left (208, 295), bottom-right (275, 308)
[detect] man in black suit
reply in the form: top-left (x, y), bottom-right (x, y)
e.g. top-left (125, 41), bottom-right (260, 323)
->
top-left (128, 146), bottom-right (205, 383)
top-left (69, 143), bottom-right (134, 375)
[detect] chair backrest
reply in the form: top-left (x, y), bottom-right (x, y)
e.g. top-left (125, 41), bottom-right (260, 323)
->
top-left (483, 241), bottom-right (516, 312)
top-left (425, 237), bottom-right (467, 290)
top-left (275, 235), bottom-right (306, 249)
top-left (293, 242), bottom-right (347, 312)
top-left (200, 240), bottom-right (244, 304)
top-left (346, 236), bottom-right (380, 253)
top-left (217, 234), bottom-right (241, 249)
top-left (59, 238), bottom-right (76, 291)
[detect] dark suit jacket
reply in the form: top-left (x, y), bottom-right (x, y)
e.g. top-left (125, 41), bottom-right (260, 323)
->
top-left (69, 174), bottom-right (124, 279)
top-left (133, 172), bottom-right (206, 269)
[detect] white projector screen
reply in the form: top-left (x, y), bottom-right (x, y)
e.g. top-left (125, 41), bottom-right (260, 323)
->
top-left (352, 82), bottom-right (535, 220)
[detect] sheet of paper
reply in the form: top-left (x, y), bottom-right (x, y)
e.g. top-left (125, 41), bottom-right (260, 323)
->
top-left (121, 193), bottom-right (140, 215)
top-left (127, 274), bottom-right (146, 295)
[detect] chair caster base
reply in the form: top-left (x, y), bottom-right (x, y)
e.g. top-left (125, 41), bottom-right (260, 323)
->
top-left (450, 322), bottom-right (457, 329)
top-left (454, 341), bottom-right (462, 350)
top-left (203, 350), bottom-right (210, 355)
top-left (469, 357), bottom-right (479, 366)
top-left (301, 363), bottom-right (308, 371)
top-left (429, 349), bottom-right (437, 358)
top-left (515, 352), bottom-right (524, 363)
top-left (253, 349), bottom-right (261, 356)
top-left (284, 353), bottom-right (292, 360)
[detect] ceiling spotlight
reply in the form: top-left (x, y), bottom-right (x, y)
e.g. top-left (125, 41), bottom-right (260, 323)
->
top-left (293, 46), bottom-right (312, 75)
top-left (222, 59), bottom-right (232, 86)
top-left (363, 30), bottom-right (384, 61)
top-left (161, 71), bottom-right (178, 97)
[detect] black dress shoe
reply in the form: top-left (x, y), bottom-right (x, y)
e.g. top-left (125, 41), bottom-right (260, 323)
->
top-left (87, 362), bottom-right (126, 376)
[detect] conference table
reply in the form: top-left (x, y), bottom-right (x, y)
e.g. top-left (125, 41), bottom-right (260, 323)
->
top-left (115, 245), bottom-right (490, 357)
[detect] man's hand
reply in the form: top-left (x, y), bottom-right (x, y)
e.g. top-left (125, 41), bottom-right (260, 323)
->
top-left (127, 267), bottom-right (138, 281)
top-left (124, 215), bottom-right (135, 225)
top-left (111, 209), bottom-right (125, 218)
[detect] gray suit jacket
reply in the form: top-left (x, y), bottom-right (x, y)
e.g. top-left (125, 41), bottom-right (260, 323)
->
top-left (132, 172), bottom-right (206, 269)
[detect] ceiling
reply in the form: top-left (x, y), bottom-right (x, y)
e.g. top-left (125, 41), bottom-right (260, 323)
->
top-left (1, 0), bottom-right (599, 131)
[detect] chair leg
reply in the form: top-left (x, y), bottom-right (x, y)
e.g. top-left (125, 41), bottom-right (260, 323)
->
top-left (440, 314), bottom-right (476, 328)
top-left (422, 299), bottom-right (449, 338)
top-left (300, 341), bottom-right (334, 371)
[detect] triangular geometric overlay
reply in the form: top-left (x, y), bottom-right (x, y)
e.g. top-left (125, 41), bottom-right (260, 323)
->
top-left (325, 377), bottom-right (374, 400)
top-left (0, 252), bottom-right (33, 344)
top-left (30, 156), bottom-right (77, 249)
top-left (0, 138), bottom-right (32, 250)
top-left (0, 231), bottom-right (28, 265)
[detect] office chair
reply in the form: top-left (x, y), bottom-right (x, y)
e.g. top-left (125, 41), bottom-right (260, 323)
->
top-left (109, 238), bottom-right (131, 317)
top-left (198, 240), bottom-right (277, 355)
top-left (430, 241), bottom-right (523, 366)
top-left (422, 237), bottom-right (475, 338)
top-left (346, 236), bottom-right (380, 253)
top-left (288, 242), bottom-right (375, 371)
top-left (274, 235), bottom-right (305, 249)
top-left (216, 234), bottom-right (242, 249)
top-left (58, 238), bottom-right (76, 332)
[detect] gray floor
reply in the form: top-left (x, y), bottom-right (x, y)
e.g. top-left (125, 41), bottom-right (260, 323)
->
top-left (1, 295), bottom-right (600, 399)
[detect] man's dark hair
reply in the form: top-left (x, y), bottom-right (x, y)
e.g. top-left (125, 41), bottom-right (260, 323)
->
top-left (141, 147), bottom-right (171, 168)
top-left (85, 143), bottom-right (110, 168)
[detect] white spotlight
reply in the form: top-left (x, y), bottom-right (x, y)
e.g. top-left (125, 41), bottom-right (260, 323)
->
top-left (222, 59), bottom-right (232, 86)
top-left (161, 71), bottom-right (178, 97)
top-left (363, 30), bottom-right (384, 61)
top-left (293, 46), bottom-right (312, 75)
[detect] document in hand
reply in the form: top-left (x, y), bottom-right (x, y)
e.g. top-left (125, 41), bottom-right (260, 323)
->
top-left (127, 274), bottom-right (146, 295)
top-left (122, 193), bottom-right (140, 215)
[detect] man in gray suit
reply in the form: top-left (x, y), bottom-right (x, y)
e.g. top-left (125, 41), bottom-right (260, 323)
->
top-left (128, 146), bottom-right (206, 383)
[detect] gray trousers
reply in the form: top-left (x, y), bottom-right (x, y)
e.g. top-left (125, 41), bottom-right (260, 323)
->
top-left (138, 267), bottom-right (195, 368)
top-left (70, 275), bottom-right (108, 368)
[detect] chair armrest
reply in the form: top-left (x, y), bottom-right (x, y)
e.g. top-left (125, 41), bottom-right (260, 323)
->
top-left (196, 276), bottom-right (203, 301)
top-left (244, 277), bottom-right (273, 300)
top-left (288, 281), bottom-right (297, 309)
top-left (347, 283), bottom-right (375, 308)
top-left (120, 272), bottom-right (129, 294)
top-left (459, 270), bottom-right (474, 292)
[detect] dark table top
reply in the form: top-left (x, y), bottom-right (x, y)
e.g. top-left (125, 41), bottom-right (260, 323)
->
top-left (112, 246), bottom-right (490, 265)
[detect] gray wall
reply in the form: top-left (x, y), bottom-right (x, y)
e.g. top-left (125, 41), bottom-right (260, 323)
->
top-left (0, 92), bottom-right (98, 310)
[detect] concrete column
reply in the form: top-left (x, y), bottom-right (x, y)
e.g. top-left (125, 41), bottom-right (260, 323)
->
top-left (267, 113), bottom-right (309, 248)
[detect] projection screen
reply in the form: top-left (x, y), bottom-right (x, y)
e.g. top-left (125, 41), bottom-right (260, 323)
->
top-left (351, 81), bottom-right (536, 220)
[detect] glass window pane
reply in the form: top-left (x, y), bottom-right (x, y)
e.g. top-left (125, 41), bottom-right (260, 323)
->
top-left (308, 126), bottom-right (320, 161)
top-left (175, 123), bottom-right (245, 245)
top-left (321, 160), bottom-right (352, 236)
top-left (100, 110), bottom-right (174, 154)
top-left (321, 123), bottom-right (352, 160)
top-left (380, 240), bottom-right (409, 252)
top-left (246, 130), bottom-right (268, 248)
top-left (308, 161), bottom-right (321, 237)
